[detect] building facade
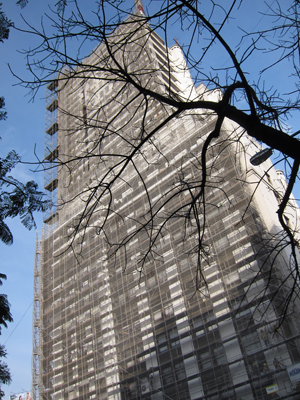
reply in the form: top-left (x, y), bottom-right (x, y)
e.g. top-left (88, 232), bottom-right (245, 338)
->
top-left (32, 6), bottom-right (300, 400)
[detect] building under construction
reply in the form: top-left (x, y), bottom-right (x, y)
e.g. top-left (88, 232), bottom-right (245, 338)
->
top-left (32, 4), bottom-right (300, 400)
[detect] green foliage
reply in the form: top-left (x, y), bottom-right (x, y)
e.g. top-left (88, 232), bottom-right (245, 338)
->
top-left (0, 295), bottom-right (12, 333)
top-left (0, 275), bottom-right (12, 397)
top-left (0, 97), bottom-right (7, 122)
top-left (0, 0), bottom-right (28, 45)
top-left (0, 274), bottom-right (12, 334)
top-left (16, 0), bottom-right (28, 8)
top-left (0, 3), bottom-right (12, 43)
top-left (0, 150), bottom-right (51, 245)
top-left (0, 344), bottom-right (11, 398)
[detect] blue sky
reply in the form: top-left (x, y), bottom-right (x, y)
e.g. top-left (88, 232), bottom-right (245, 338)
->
top-left (0, 0), bottom-right (300, 398)
top-left (0, 1), bottom-right (46, 397)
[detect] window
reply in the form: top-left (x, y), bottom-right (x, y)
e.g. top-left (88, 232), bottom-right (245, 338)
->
top-left (235, 308), bottom-right (253, 331)
top-left (157, 327), bottom-right (180, 353)
top-left (162, 366), bottom-right (173, 385)
top-left (174, 361), bottom-right (186, 381)
top-left (199, 351), bottom-right (213, 370)
top-left (157, 333), bottom-right (167, 344)
top-left (169, 327), bottom-right (180, 348)
top-left (159, 344), bottom-right (168, 354)
top-left (241, 332), bottom-right (261, 354)
top-left (164, 304), bottom-right (174, 316)
top-left (213, 346), bottom-right (227, 365)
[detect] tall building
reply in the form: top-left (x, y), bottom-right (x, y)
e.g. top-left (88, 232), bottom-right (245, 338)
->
top-left (32, 4), bottom-right (300, 400)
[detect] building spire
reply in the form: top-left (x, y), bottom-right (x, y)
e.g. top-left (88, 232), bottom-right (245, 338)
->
top-left (134, 0), bottom-right (146, 16)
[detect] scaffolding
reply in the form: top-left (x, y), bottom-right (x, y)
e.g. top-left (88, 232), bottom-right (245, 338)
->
top-left (43, 80), bottom-right (59, 236)
top-left (32, 234), bottom-right (42, 400)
